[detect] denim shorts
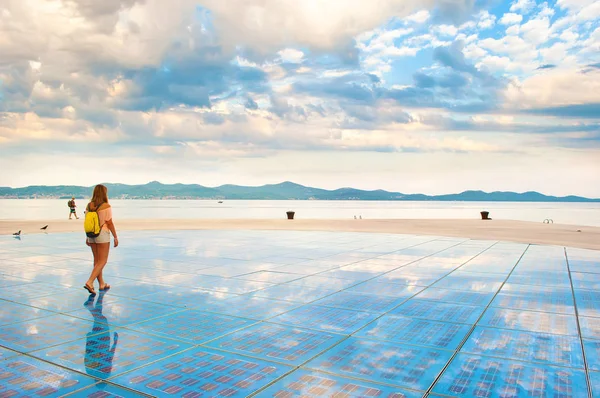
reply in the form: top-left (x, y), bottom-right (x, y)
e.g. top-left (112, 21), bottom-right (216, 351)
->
top-left (87, 229), bottom-right (111, 244)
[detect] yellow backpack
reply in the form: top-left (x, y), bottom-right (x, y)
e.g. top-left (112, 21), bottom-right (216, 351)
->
top-left (84, 202), bottom-right (104, 238)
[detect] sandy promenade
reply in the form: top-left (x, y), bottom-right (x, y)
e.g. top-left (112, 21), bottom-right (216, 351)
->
top-left (1, 218), bottom-right (599, 250)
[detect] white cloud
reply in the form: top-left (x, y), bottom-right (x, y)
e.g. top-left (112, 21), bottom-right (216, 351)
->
top-left (504, 69), bottom-right (600, 108)
top-left (404, 10), bottom-right (430, 23)
top-left (477, 55), bottom-right (512, 72)
top-left (200, 1), bottom-right (447, 52)
top-left (499, 13), bottom-right (523, 25)
top-left (581, 26), bottom-right (600, 53)
top-left (359, 28), bottom-right (414, 52)
top-left (559, 28), bottom-right (579, 44)
top-left (479, 35), bottom-right (535, 59)
top-left (520, 17), bottom-right (551, 45)
top-left (459, 21), bottom-right (477, 31)
top-left (556, 0), bottom-right (597, 11)
top-left (477, 11), bottom-right (496, 29)
top-left (506, 24), bottom-right (520, 36)
top-left (552, 1), bottom-right (600, 32)
top-left (463, 43), bottom-right (487, 59)
top-left (538, 2), bottom-right (555, 17)
top-left (539, 42), bottom-right (570, 65)
top-left (434, 24), bottom-right (458, 36)
top-left (277, 48), bottom-right (304, 63)
top-left (380, 46), bottom-right (420, 57)
top-left (510, 0), bottom-right (536, 13)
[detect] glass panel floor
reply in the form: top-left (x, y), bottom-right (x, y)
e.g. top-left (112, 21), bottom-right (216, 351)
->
top-left (0, 230), bottom-right (598, 397)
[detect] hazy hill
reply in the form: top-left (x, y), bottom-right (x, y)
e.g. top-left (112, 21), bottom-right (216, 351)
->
top-left (0, 181), bottom-right (598, 202)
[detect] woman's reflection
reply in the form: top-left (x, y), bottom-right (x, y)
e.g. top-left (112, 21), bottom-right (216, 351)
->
top-left (84, 291), bottom-right (119, 378)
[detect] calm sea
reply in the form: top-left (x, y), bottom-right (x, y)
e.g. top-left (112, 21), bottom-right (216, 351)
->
top-left (1, 199), bottom-right (599, 227)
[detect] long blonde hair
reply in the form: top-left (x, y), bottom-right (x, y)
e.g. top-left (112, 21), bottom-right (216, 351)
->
top-left (90, 184), bottom-right (109, 210)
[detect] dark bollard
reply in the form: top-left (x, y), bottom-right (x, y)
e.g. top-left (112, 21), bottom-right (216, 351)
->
top-left (286, 211), bottom-right (295, 220)
top-left (480, 211), bottom-right (490, 220)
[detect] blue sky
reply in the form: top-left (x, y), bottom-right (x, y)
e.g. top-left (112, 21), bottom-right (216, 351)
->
top-left (0, 0), bottom-right (599, 196)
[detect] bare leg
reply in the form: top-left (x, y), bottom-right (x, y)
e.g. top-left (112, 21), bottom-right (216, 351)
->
top-left (87, 242), bottom-right (110, 289)
top-left (85, 242), bottom-right (99, 293)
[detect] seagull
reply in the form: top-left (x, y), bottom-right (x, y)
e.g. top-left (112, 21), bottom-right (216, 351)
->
top-left (359, 215), bottom-right (362, 219)
top-left (354, 215), bottom-right (356, 219)
top-left (40, 225), bottom-right (48, 230)
top-left (13, 230), bottom-right (21, 236)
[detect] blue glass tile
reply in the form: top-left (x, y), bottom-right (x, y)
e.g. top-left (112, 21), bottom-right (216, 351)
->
top-left (0, 314), bottom-right (93, 352)
top-left (345, 281), bottom-right (423, 298)
top-left (431, 353), bottom-right (588, 397)
top-left (0, 274), bottom-right (32, 288)
top-left (234, 270), bottom-right (304, 283)
top-left (250, 284), bottom-right (339, 303)
top-left (459, 262), bottom-right (515, 274)
top-left (415, 288), bottom-right (495, 306)
top-left (256, 369), bottom-right (423, 397)
top-left (316, 267), bottom-right (388, 281)
top-left (3, 231), bottom-right (600, 397)
top-left (134, 287), bottom-right (237, 309)
top-left (205, 323), bottom-right (344, 366)
top-left (304, 337), bottom-right (452, 391)
top-left (21, 291), bottom-right (122, 313)
top-left (499, 283), bottom-right (571, 297)
top-left (0, 281), bottom-right (73, 300)
top-left (129, 310), bottom-right (256, 344)
top-left (583, 340), bottom-right (600, 371)
top-left (491, 292), bottom-right (575, 314)
top-left (568, 259), bottom-right (600, 274)
top-left (461, 327), bottom-right (584, 368)
top-left (590, 371), bottom-right (600, 397)
top-left (356, 315), bottom-right (471, 350)
top-left (195, 277), bottom-right (275, 294)
top-left (67, 382), bottom-right (147, 397)
top-left (68, 298), bottom-right (182, 327)
top-left (197, 265), bottom-right (272, 278)
top-left (389, 299), bottom-right (485, 324)
top-left (210, 295), bottom-right (301, 320)
top-left (373, 272), bottom-right (440, 286)
top-left (478, 308), bottom-right (579, 336)
top-left (288, 275), bottom-right (359, 290)
top-left (511, 269), bottom-right (569, 278)
top-left (0, 299), bottom-right (54, 326)
top-left (109, 347), bottom-right (292, 396)
top-left (432, 273), bottom-right (504, 293)
top-left (506, 274), bottom-right (571, 288)
top-left (570, 272), bottom-right (600, 290)
top-left (271, 305), bottom-right (378, 334)
top-left (274, 264), bottom-right (338, 275)
top-left (574, 289), bottom-right (600, 318)
top-left (580, 316), bottom-right (600, 340)
top-left (0, 345), bottom-right (20, 360)
top-left (100, 280), bottom-right (177, 299)
top-left (313, 291), bottom-right (407, 314)
top-left (0, 355), bottom-right (96, 397)
top-left (31, 328), bottom-right (192, 379)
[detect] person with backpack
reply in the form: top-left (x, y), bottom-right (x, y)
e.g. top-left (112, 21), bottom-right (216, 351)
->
top-left (68, 197), bottom-right (79, 219)
top-left (83, 184), bottom-right (119, 295)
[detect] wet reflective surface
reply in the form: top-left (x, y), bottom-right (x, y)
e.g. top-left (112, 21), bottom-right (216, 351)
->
top-left (0, 230), bottom-right (598, 397)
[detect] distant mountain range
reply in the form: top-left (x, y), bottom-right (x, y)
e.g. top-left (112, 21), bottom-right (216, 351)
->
top-left (0, 181), bottom-right (598, 202)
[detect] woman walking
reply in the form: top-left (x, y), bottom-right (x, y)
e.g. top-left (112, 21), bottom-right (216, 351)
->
top-left (84, 184), bottom-right (119, 295)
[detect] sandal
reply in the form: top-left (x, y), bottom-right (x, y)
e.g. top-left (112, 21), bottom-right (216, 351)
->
top-left (83, 284), bottom-right (96, 295)
top-left (99, 284), bottom-right (111, 291)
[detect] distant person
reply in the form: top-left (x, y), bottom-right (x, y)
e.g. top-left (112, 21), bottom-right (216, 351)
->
top-left (84, 184), bottom-right (119, 295)
top-left (68, 197), bottom-right (79, 219)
